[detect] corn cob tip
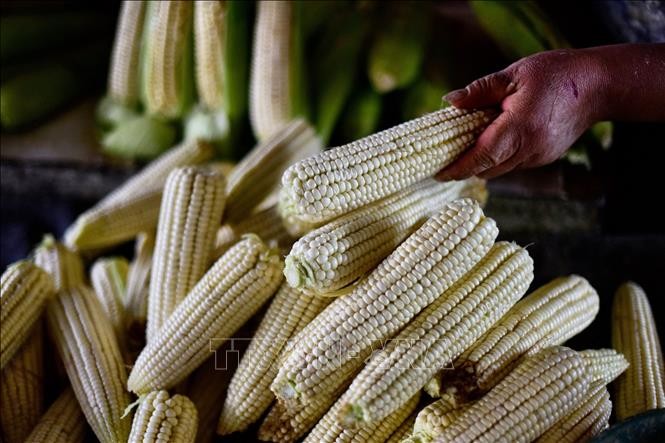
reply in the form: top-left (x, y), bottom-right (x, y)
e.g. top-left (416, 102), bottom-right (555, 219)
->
top-left (284, 255), bottom-right (308, 288)
top-left (339, 403), bottom-right (366, 428)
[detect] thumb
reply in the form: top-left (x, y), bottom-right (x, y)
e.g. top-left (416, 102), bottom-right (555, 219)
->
top-left (444, 70), bottom-right (516, 109)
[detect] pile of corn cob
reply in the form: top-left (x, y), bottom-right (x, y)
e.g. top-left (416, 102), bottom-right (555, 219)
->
top-left (2, 94), bottom-right (664, 443)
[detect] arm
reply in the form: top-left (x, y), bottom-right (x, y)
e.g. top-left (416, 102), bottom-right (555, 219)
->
top-left (436, 43), bottom-right (665, 180)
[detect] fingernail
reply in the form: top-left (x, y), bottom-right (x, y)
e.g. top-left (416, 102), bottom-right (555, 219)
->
top-left (444, 88), bottom-right (468, 103)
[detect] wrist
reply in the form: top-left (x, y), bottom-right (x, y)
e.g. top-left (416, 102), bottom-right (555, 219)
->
top-left (574, 48), bottom-right (612, 124)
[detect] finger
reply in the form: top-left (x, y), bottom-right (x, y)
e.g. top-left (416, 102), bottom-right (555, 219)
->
top-left (444, 70), bottom-right (516, 109)
top-left (478, 156), bottom-right (523, 180)
top-left (435, 110), bottom-right (522, 181)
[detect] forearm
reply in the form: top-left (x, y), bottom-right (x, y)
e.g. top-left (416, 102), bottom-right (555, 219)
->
top-left (585, 43), bottom-right (665, 122)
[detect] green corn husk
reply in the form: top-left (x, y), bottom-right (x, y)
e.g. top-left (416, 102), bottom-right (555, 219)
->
top-left (96, 95), bottom-right (141, 129)
top-left (368, 3), bottom-right (427, 93)
top-left (337, 88), bottom-right (382, 142)
top-left (312, 9), bottom-right (366, 143)
top-left (301, 0), bottom-right (347, 38)
top-left (102, 115), bottom-right (177, 160)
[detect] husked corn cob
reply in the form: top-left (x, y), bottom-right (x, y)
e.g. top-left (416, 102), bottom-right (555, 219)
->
top-left (225, 119), bottom-right (322, 223)
top-left (0, 325), bottom-right (44, 443)
top-left (218, 284), bottom-right (332, 434)
top-left (65, 139), bottom-right (214, 251)
top-left (142, 0), bottom-right (193, 119)
top-left (580, 348), bottom-right (629, 385)
top-left (46, 285), bottom-right (132, 442)
top-left (281, 107), bottom-right (494, 224)
top-left (91, 257), bottom-right (129, 345)
top-left (34, 236), bottom-right (84, 291)
top-left (1, 260), bottom-right (53, 368)
top-left (259, 380), bottom-right (353, 443)
top-left (194, 0), bottom-right (226, 111)
top-left (128, 390), bottom-right (198, 443)
top-left (214, 204), bottom-right (294, 258)
top-left (340, 241), bottom-right (533, 425)
top-left (125, 232), bottom-right (154, 333)
top-left (612, 282), bottom-right (665, 420)
top-left (284, 178), bottom-right (487, 295)
top-left (250, 1), bottom-right (306, 140)
top-left (24, 388), bottom-right (86, 443)
top-left (385, 413), bottom-right (417, 443)
top-left (428, 275), bottom-right (600, 397)
top-left (108, 1), bottom-right (145, 106)
top-left (536, 381), bottom-right (611, 443)
top-left (272, 198), bottom-right (498, 408)
top-left (303, 392), bottom-right (420, 443)
top-left (278, 187), bottom-right (321, 237)
top-left (129, 235), bottom-right (283, 394)
top-left (146, 166), bottom-right (226, 340)
top-left (406, 394), bottom-right (471, 443)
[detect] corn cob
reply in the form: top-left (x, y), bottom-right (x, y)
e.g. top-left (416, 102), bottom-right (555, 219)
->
top-left (24, 388), bottom-right (86, 443)
top-left (218, 284), bottom-right (332, 434)
top-left (259, 380), bottom-right (353, 443)
top-left (340, 241), bottom-right (533, 425)
top-left (250, 0), bottom-right (307, 141)
top-left (536, 381), bottom-right (611, 443)
top-left (1, 260), bottom-right (53, 369)
top-left (194, 0), bottom-right (226, 111)
top-left (125, 232), bottom-right (154, 336)
top-left (225, 119), bottom-right (322, 223)
top-left (141, 0), bottom-right (193, 119)
top-left (0, 324), bottom-right (44, 443)
top-left (209, 160), bottom-right (236, 177)
top-left (427, 275), bottom-right (600, 397)
top-left (129, 235), bottom-right (283, 394)
top-left (33, 236), bottom-right (84, 291)
top-left (65, 139), bottom-right (214, 251)
top-left (108, 1), bottom-right (146, 106)
top-left (612, 282), bottom-right (665, 420)
top-left (433, 346), bottom-right (591, 443)
top-left (46, 285), bottom-right (132, 442)
top-left (385, 413), bottom-right (417, 443)
top-left (272, 198), bottom-right (498, 408)
top-left (278, 187), bottom-right (322, 237)
top-left (406, 394), bottom-right (471, 443)
top-left (128, 390), bottom-right (198, 443)
top-left (368, 4), bottom-right (426, 93)
top-left (303, 392), bottom-right (420, 443)
top-left (284, 178), bottom-right (487, 295)
top-left (214, 205), bottom-right (295, 258)
top-left (580, 349), bottom-right (629, 385)
top-left (91, 257), bottom-right (129, 346)
top-left (281, 107), bottom-right (494, 224)
top-left (146, 166), bottom-right (226, 340)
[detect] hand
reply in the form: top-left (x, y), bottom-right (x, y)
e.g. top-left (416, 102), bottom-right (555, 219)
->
top-left (436, 49), bottom-right (606, 180)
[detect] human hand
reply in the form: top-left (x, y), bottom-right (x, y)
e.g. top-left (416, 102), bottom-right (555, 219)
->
top-left (436, 49), bottom-right (607, 180)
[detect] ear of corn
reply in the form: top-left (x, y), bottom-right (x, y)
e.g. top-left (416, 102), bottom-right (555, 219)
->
top-left (108, 0), bottom-right (146, 107)
top-left (0, 324), bottom-right (44, 443)
top-left (272, 199), bottom-right (498, 409)
top-left (385, 413), bottom-right (417, 443)
top-left (24, 388), bottom-right (86, 443)
top-left (428, 275), bottom-right (600, 397)
top-left (128, 390), bottom-right (198, 443)
top-left (65, 139), bottom-right (214, 251)
top-left (281, 107), bottom-right (494, 225)
top-left (580, 348), bottom-right (629, 385)
top-left (214, 204), bottom-right (295, 259)
top-left (536, 381), bottom-right (611, 443)
top-left (141, 0), bottom-right (194, 119)
top-left (194, 0), bottom-right (226, 112)
top-left (217, 284), bottom-right (332, 434)
top-left (225, 119), bottom-right (322, 223)
top-left (34, 236), bottom-right (84, 291)
top-left (130, 235), bottom-right (284, 394)
top-left (612, 282), bottom-right (665, 420)
top-left (146, 166), bottom-right (226, 340)
top-left (433, 346), bottom-right (591, 443)
top-left (91, 257), bottom-right (129, 349)
top-left (303, 392), bottom-right (420, 443)
top-left (46, 285), bottom-right (132, 443)
top-left (125, 232), bottom-right (154, 339)
top-left (278, 187), bottom-right (322, 237)
top-left (339, 241), bottom-right (533, 426)
top-left (1, 260), bottom-right (53, 369)
top-left (250, 0), bottom-right (307, 141)
top-left (284, 178), bottom-right (487, 295)
top-left (408, 393), bottom-right (471, 443)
